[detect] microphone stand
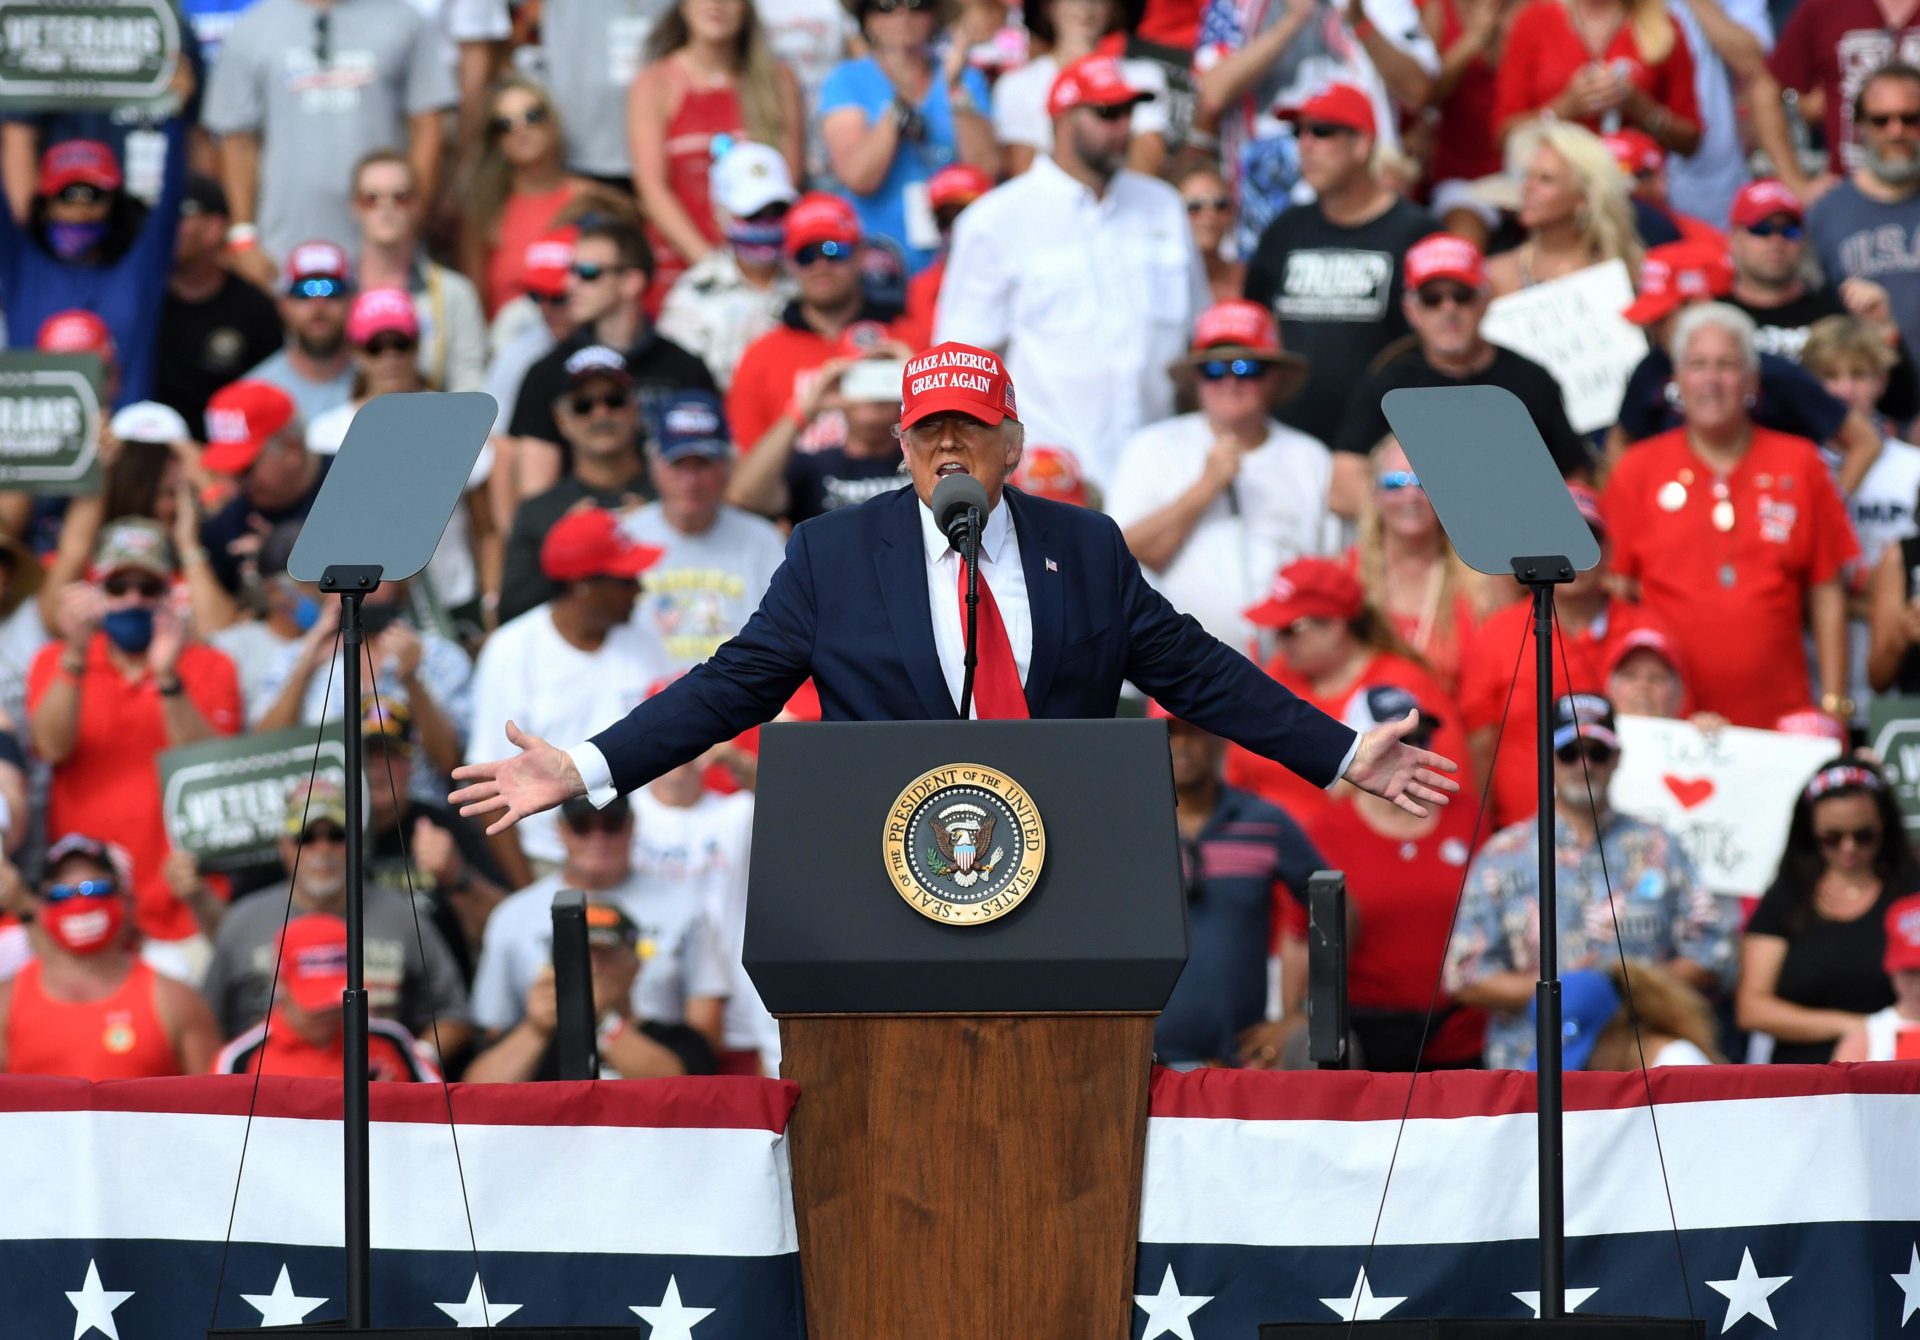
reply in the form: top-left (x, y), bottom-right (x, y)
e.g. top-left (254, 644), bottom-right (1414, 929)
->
top-left (959, 505), bottom-right (980, 719)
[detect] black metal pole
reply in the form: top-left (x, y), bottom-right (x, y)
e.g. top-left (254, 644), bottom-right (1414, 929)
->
top-left (1532, 580), bottom-right (1565, 1318)
top-left (958, 506), bottom-right (980, 719)
top-left (340, 587), bottom-right (372, 1328)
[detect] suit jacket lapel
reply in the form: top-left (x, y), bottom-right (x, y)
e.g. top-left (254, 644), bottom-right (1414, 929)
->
top-left (874, 488), bottom-right (959, 719)
top-left (1008, 487), bottom-right (1061, 713)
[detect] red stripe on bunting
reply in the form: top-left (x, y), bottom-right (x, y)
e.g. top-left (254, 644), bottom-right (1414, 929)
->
top-left (1147, 1061), bottom-right (1920, 1122)
top-left (0, 1073), bottom-right (800, 1132)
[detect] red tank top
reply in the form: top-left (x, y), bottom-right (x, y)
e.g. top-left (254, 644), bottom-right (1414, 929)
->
top-left (6, 958), bottom-right (179, 1079)
top-left (644, 76), bottom-right (746, 315)
top-left (1428, 0), bottom-right (1504, 186)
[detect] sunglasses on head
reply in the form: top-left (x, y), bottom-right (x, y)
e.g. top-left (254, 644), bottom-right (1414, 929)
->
top-left (1415, 282), bottom-right (1477, 309)
top-left (55, 183), bottom-right (107, 206)
top-left (569, 389), bottom-right (631, 415)
top-left (1866, 110), bottom-right (1920, 129)
top-left (1376, 470), bottom-right (1421, 491)
top-left (490, 105), bottom-right (550, 135)
top-left (103, 572), bottom-right (166, 599)
top-left (1299, 121), bottom-right (1356, 140)
top-left (289, 277), bottom-right (346, 301)
top-left (1817, 824), bottom-right (1882, 851)
top-left (793, 239), bottom-right (854, 266)
top-left (43, 878), bottom-right (117, 903)
top-left (1185, 195), bottom-right (1232, 214)
top-left (1743, 218), bottom-right (1802, 240)
top-left (356, 187), bottom-right (414, 209)
top-left (1197, 357), bottom-right (1266, 381)
top-left (363, 332), bottom-right (416, 357)
top-left (1555, 739), bottom-right (1617, 766)
top-left (302, 822), bottom-right (348, 846)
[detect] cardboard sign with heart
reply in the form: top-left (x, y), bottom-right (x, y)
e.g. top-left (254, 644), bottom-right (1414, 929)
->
top-left (1662, 775), bottom-right (1716, 810)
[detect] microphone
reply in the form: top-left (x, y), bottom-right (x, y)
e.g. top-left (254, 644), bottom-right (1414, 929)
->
top-left (931, 473), bottom-right (989, 555)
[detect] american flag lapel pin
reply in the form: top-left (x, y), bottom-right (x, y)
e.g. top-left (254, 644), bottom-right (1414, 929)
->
top-left (1045, 557), bottom-right (1058, 573)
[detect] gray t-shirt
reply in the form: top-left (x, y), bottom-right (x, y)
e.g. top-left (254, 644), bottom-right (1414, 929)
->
top-left (244, 348), bottom-right (355, 426)
top-left (542, 0), bottom-right (676, 178)
top-left (201, 880), bottom-right (470, 1038)
top-left (622, 502), bottom-right (787, 671)
top-left (1809, 181), bottom-right (1920, 362)
top-left (203, 0), bottom-right (458, 260)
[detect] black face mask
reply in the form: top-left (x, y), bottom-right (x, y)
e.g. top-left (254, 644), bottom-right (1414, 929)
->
top-left (360, 604), bottom-right (400, 637)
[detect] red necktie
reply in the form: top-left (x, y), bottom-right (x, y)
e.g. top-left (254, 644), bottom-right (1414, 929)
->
top-left (957, 556), bottom-right (1029, 719)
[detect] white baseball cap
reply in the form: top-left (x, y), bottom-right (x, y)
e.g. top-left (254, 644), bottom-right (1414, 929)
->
top-left (109, 400), bottom-right (190, 444)
top-left (710, 139), bottom-right (796, 220)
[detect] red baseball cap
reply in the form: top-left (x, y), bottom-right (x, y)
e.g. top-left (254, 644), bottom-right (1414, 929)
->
top-left (837, 319), bottom-right (894, 359)
top-left (928, 164), bottom-right (994, 211)
top-left (1621, 241), bottom-right (1733, 326)
top-left (1603, 128), bottom-right (1664, 177)
top-left (1046, 53), bottom-right (1151, 118)
top-left (1730, 178), bottom-right (1804, 230)
top-left (1886, 893), bottom-right (1920, 974)
top-left (1568, 482), bottom-right (1605, 534)
top-left (279, 914), bottom-right (350, 1012)
top-left (1774, 707), bottom-right (1850, 745)
top-left (1011, 444), bottom-right (1088, 505)
top-left (1405, 232), bottom-right (1487, 290)
top-left (784, 191), bottom-right (861, 256)
top-left (1602, 625), bottom-right (1687, 684)
top-left (539, 507), bottom-right (664, 583)
top-left (900, 342), bottom-right (1020, 429)
top-left (203, 380), bottom-right (298, 474)
top-left (36, 309), bottom-right (115, 359)
top-left (522, 227), bottom-right (578, 298)
top-left (1190, 299), bottom-right (1282, 356)
top-left (346, 288), bottom-right (419, 345)
top-left (1277, 82), bottom-right (1375, 137)
top-left (1244, 556), bottom-right (1364, 628)
top-left (285, 240), bottom-right (353, 297)
top-left (38, 139), bottom-right (121, 196)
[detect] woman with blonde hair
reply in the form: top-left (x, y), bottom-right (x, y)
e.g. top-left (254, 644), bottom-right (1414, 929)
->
top-left (628, 0), bottom-right (805, 307)
top-left (1485, 123), bottom-right (1642, 297)
top-left (1351, 436), bottom-right (1489, 697)
top-left (1586, 958), bottom-right (1725, 1070)
top-left (1490, 0), bottom-right (1701, 155)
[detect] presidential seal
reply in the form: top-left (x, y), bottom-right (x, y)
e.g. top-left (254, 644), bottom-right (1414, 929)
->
top-left (884, 763), bottom-right (1046, 924)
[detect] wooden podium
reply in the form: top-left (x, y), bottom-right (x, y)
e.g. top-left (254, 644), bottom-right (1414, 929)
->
top-left (745, 722), bottom-right (1188, 1340)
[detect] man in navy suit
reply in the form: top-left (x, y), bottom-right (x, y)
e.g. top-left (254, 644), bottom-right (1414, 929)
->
top-left (452, 342), bottom-right (1457, 829)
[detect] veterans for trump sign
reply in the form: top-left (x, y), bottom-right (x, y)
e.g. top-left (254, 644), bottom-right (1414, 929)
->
top-left (159, 726), bottom-right (359, 870)
top-left (0, 0), bottom-right (185, 110)
top-left (1479, 259), bottom-right (1648, 434)
top-left (0, 353), bottom-right (103, 494)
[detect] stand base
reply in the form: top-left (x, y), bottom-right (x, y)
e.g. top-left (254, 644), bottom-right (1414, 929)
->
top-left (1261, 1320), bottom-right (1705, 1338)
top-left (209, 1327), bottom-right (638, 1337)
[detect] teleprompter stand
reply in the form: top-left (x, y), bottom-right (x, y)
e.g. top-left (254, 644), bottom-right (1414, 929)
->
top-left (211, 393), bottom-right (635, 1338)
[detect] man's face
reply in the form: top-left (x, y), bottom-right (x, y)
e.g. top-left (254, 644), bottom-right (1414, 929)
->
top-left (281, 994), bottom-right (344, 1046)
top-left (1729, 215), bottom-right (1804, 289)
top-left (1553, 737), bottom-right (1619, 812)
top-left (283, 820), bottom-right (348, 903)
top-left (1859, 74), bottom-right (1920, 187)
top-left (901, 412), bottom-right (1023, 507)
top-left (175, 207), bottom-right (225, 267)
top-left (793, 240), bottom-right (861, 309)
top-left (1166, 719), bottom-right (1224, 789)
top-left (1195, 359), bottom-right (1277, 425)
top-left (1297, 121), bottom-right (1370, 197)
top-left (352, 161), bottom-right (418, 250)
top-left (100, 563), bottom-right (168, 619)
top-left (45, 182), bottom-right (112, 226)
top-left (553, 374), bottom-right (638, 460)
top-left (575, 575), bottom-right (641, 627)
top-left (1063, 103), bottom-right (1133, 179)
top-left (1406, 279), bottom-right (1487, 362)
top-left (649, 452), bottom-right (731, 532)
top-left (363, 739), bottom-right (412, 824)
top-left (1673, 322), bottom-right (1754, 435)
top-left (245, 433), bottom-right (312, 507)
top-left (567, 239), bottom-right (635, 327)
top-left (282, 288), bottom-right (349, 358)
top-left (1606, 649), bottom-right (1684, 718)
top-left (561, 807), bottom-right (634, 885)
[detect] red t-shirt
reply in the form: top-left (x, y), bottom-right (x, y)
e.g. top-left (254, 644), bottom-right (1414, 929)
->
top-left (486, 182), bottom-right (578, 317)
top-left (1224, 650), bottom-right (1465, 825)
top-left (1771, 0), bottom-right (1920, 175)
top-left (27, 637), bottom-right (243, 943)
top-left (1456, 595), bottom-right (1675, 828)
top-left (1603, 427), bottom-right (1859, 727)
top-left (726, 315), bottom-right (922, 454)
top-left (215, 1008), bottom-right (436, 1081)
top-left (1492, 0), bottom-right (1700, 138)
top-left (4, 959), bottom-right (181, 1079)
top-left (1136, 0), bottom-right (1201, 50)
top-left (1426, 0), bottom-right (1505, 184)
top-left (1294, 800), bottom-right (1487, 1064)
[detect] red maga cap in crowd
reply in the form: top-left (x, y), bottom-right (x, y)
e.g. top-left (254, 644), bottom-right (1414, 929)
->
top-left (1244, 556), bottom-right (1364, 628)
top-left (1621, 241), bottom-right (1733, 326)
top-left (1602, 625), bottom-right (1686, 682)
top-left (347, 288), bottom-right (419, 345)
top-left (36, 310), bottom-right (115, 358)
top-left (1568, 482), bottom-right (1605, 534)
top-left (784, 191), bottom-right (861, 255)
top-left (286, 240), bottom-right (352, 286)
top-left (39, 139), bottom-right (121, 195)
top-left (1603, 128), bottom-right (1664, 177)
top-left (1885, 893), bottom-right (1920, 975)
top-left (539, 507), bottom-right (663, 583)
top-left (1730, 178), bottom-right (1804, 230)
top-left (1277, 82), bottom-right (1375, 136)
top-left (1774, 708), bottom-right (1849, 745)
top-left (202, 380), bottom-right (297, 474)
top-left (1404, 233), bottom-right (1486, 290)
top-left (1190, 299), bottom-right (1281, 355)
top-left (1012, 444), bottom-right (1089, 505)
top-left (900, 342), bottom-right (1019, 428)
top-left (522, 227), bottom-right (578, 298)
top-left (279, 914), bottom-right (351, 1012)
top-left (928, 164), bottom-right (994, 210)
top-left (1047, 54), bottom-right (1151, 118)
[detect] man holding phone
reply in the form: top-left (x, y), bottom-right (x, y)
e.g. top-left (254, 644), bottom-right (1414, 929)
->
top-left (728, 324), bottom-right (912, 524)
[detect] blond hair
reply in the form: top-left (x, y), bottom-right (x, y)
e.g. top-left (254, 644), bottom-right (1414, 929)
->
top-left (1515, 121), bottom-right (1643, 276)
top-left (647, 0), bottom-right (788, 151)
top-left (1354, 436), bottom-right (1476, 674)
top-left (1586, 958), bottom-right (1725, 1070)
top-left (467, 76), bottom-right (567, 247)
top-left (1801, 313), bottom-right (1900, 379)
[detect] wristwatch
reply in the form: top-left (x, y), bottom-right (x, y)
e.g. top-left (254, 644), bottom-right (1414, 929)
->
top-left (157, 675), bottom-right (184, 697)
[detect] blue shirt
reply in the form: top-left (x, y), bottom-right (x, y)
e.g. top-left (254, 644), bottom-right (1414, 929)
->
top-left (1617, 347), bottom-right (1849, 446)
top-left (817, 57), bottom-right (988, 274)
top-left (1154, 786), bottom-right (1324, 1064)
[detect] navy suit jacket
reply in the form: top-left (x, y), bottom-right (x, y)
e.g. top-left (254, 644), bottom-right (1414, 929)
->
top-left (590, 485), bottom-right (1357, 794)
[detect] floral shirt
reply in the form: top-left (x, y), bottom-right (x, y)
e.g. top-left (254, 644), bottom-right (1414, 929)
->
top-left (1443, 810), bottom-right (1737, 1069)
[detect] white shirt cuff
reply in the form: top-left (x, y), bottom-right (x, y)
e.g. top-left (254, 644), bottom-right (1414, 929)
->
top-left (566, 740), bottom-right (619, 808)
top-left (1328, 734), bottom-right (1361, 792)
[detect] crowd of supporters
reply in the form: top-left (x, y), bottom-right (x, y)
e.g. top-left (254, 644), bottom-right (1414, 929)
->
top-left (4, 0), bottom-right (1920, 1081)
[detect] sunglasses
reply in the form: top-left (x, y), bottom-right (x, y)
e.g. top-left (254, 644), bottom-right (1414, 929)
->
top-left (302, 823), bottom-right (348, 846)
top-left (363, 333), bottom-right (417, 357)
top-left (1197, 358), bottom-right (1266, 381)
top-left (289, 277), bottom-right (346, 301)
top-left (356, 188), bottom-right (414, 208)
top-left (532, 289), bottom-right (570, 306)
top-left (1865, 110), bottom-right (1920, 129)
top-left (1415, 282), bottom-right (1477, 309)
top-left (43, 879), bottom-right (117, 903)
top-left (103, 572), bottom-right (166, 599)
top-left (1555, 740), bottom-right (1618, 766)
top-left (1085, 104), bottom-right (1134, 122)
top-left (1817, 825), bottom-right (1882, 851)
top-left (793, 239), bottom-right (855, 266)
top-left (55, 183), bottom-right (107, 206)
top-left (1376, 470), bottom-right (1421, 491)
top-left (490, 105), bottom-right (550, 135)
top-left (1299, 121), bottom-right (1357, 140)
top-left (565, 812), bottom-right (631, 836)
top-left (1743, 219), bottom-right (1803, 240)
top-left (1273, 618), bottom-right (1326, 641)
top-left (1185, 195), bottom-right (1232, 214)
top-left (569, 261), bottom-right (627, 282)
top-left (569, 389), bottom-right (631, 415)
top-left (867, 0), bottom-right (936, 12)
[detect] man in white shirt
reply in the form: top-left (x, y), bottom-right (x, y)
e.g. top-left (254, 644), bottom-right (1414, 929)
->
top-left (466, 507), bottom-right (672, 886)
top-left (1107, 300), bottom-right (1335, 656)
top-left (935, 53), bottom-right (1206, 490)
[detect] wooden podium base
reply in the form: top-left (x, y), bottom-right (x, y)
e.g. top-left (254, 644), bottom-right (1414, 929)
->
top-left (780, 1013), bottom-right (1156, 1340)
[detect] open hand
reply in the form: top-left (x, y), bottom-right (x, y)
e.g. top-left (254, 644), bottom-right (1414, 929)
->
top-left (449, 720), bottom-right (585, 836)
top-left (1342, 710), bottom-right (1460, 817)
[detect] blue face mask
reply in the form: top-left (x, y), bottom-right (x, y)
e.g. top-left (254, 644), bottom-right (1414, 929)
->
top-left (47, 219), bottom-right (108, 261)
top-left (101, 606), bottom-right (154, 654)
top-left (726, 219), bottom-right (786, 267)
top-left (292, 595), bottom-right (320, 633)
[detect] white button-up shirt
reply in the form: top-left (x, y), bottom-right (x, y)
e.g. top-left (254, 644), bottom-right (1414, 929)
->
top-left (918, 496), bottom-right (1032, 715)
top-left (934, 156), bottom-right (1207, 491)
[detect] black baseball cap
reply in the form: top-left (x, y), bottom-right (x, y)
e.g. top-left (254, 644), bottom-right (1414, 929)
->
top-left (181, 174), bottom-right (229, 218)
top-left (1552, 694), bottom-right (1619, 753)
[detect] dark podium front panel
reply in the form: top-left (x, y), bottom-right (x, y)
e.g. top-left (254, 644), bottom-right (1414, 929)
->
top-left (743, 719), bottom-right (1187, 1013)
